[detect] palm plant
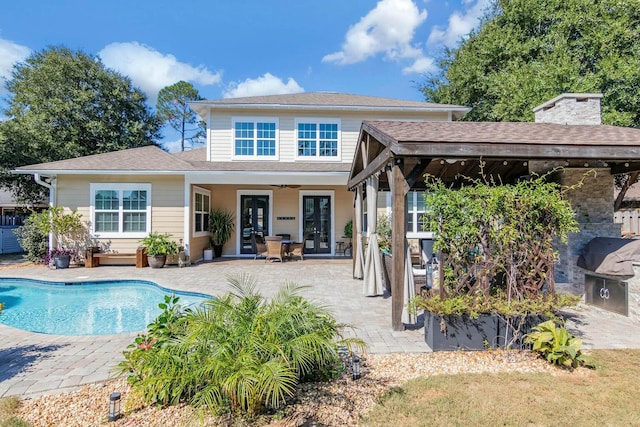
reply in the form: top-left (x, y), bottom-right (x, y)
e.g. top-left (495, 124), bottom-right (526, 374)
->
top-left (120, 274), bottom-right (364, 416)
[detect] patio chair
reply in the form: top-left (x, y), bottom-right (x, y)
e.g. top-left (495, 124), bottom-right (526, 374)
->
top-left (288, 242), bottom-right (304, 261)
top-left (265, 236), bottom-right (285, 262)
top-left (252, 234), bottom-right (268, 260)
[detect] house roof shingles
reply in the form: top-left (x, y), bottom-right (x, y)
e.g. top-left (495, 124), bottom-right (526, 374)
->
top-left (363, 120), bottom-right (640, 146)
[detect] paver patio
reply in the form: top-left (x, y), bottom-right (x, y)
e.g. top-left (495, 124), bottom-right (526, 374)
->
top-left (1, 258), bottom-right (639, 398)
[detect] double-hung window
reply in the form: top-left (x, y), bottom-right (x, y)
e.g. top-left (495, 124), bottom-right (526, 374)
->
top-left (295, 119), bottom-right (340, 160)
top-left (193, 187), bottom-right (210, 236)
top-left (233, 118), bottom-right (278, 159)
top-left (90, 183), bottom-right (151, 238)
top-left (406, 191), bottom-right (430, 237)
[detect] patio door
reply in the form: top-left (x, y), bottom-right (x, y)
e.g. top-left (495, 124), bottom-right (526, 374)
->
top-left (303, 195), bottom-right (331, 254)
top-left (240, 195), bottom-right (269, 254)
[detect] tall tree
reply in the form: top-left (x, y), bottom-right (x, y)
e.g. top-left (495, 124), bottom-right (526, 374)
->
top-left (0, 46), bottom-right (161, 205)
top-left (422, 0), bottom-right (640, 127)
top-left (156, 81), bottom-right (205, 152)
top-left (421, 0), bottom-right (640, 207)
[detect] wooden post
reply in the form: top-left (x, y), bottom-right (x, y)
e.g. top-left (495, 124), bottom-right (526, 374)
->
top-left (391, 160), bottom-right (408, 331)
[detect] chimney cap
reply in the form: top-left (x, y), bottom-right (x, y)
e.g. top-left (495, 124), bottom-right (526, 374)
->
top-left (532, 93), bottom-right (603, 113)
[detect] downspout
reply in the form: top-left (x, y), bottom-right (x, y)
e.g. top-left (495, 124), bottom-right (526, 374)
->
top-left (34, 173), bottom-right (56, 250)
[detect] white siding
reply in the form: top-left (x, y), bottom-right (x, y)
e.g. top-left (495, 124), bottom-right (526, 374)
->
top-left (209, 109), bottom-right (451, 164)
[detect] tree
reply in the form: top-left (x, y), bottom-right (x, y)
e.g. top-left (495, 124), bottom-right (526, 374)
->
top-left (156, 81), bottom-right (205, 152)
top-left (0, 46), bottom-right (161, 205)
top-left (422, 0), bottom-right (640, 127)
top-left (421, 0), bottom-right (640, 206)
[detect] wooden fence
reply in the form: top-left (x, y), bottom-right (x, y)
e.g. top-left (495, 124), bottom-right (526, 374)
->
top-left (614, 210), bottom-right (640, 237)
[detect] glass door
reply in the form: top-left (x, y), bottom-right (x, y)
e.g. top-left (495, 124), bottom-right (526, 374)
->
top-left (303, 196), bottom-right (331, 254)
top-left (240, 195), bottom-right (269, 254)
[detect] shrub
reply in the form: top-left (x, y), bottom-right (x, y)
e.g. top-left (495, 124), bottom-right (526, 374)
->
top-left (524, 320), bottom-right (596, 369)
top-left (376, 213), bottom-right (392, 252)
top-left (13, 214), bottom-right (48, 262)
top-left (119, 274), bottom-right (365, 417)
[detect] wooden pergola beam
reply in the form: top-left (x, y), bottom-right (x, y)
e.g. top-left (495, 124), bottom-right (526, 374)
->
top-left (390, 159), bottom-right (409, 331)
top-left (348, 146), bottom-right (392, 189)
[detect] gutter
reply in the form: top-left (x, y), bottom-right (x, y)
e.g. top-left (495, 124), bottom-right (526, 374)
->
top-left (34, 173), bottom-right (55, 208)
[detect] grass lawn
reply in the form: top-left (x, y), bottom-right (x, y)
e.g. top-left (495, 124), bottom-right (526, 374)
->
top-left (361, 349), bottom-right (640, 427)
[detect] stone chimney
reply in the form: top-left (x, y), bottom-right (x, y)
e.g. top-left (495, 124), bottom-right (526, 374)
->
top-left (533, 93), bottom-right (603, 125)
top-left (529, 93), bottom-right (619, 295)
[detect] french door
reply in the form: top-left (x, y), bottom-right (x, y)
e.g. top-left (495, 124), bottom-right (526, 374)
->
top-left (240, 195), bottom-right (269, 254)
top-left (303, 195), bottom-right (331, 254)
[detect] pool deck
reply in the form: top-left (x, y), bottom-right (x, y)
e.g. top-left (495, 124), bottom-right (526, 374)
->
top-left (1, 258), bottom-right (640, 399)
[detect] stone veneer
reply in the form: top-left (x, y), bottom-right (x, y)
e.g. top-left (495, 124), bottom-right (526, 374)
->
top-left (627, 264), bottom-right (640, 321)
top-left (533, 93), bottom-right (603, 125)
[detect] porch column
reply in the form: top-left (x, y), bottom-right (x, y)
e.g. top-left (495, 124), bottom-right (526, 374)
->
top-left (390, 159), bottom-right (409, 331)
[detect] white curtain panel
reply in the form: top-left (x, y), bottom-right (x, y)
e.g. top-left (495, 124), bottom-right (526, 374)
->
top-left (353, 186), bottom-right (365, 279)
top-left (363, 176), bottom-right (384, 296)
top-left (402, 239), bottom-right (417, 324)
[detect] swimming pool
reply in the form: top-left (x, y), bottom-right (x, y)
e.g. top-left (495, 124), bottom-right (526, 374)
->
top-left (0, 278), bottom-right (211, 336)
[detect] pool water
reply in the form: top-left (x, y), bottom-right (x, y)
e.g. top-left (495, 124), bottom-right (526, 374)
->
top-left (0, 278), bottom-right (211, 336)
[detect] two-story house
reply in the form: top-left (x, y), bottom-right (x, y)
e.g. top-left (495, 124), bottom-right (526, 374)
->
top-left (14, 92), bottom-right (469, 262)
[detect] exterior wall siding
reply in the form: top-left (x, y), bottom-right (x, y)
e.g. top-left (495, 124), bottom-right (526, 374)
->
top-left (208, 110), bottom-right (450, 163)
top-left (56, 175), bottom-right (185, 254)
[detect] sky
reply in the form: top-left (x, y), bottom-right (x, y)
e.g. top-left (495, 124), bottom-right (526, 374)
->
top-left (0, 0), bottom-right (492, 151)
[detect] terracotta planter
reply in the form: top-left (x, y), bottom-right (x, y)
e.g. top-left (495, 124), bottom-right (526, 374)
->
top-left (147, 255), bottom-right (167, 269)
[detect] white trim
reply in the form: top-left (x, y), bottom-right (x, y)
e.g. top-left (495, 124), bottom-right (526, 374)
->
top-left (89, 183), bottom-right (151, 239)
top-left (294, 118), bottom-right (342, 161)
top-left (298, 190), bottom-right (336, 256)
top-left (231, 116), bottom-right (279, 160)
top-left (206, 109), bottom-right (212, 162)
top-left (183, 179), bottom-right (192, 257)
top-left (192, 186), bottom-right (211, 238)
top-left (235, 189), bottom-right (273, 256)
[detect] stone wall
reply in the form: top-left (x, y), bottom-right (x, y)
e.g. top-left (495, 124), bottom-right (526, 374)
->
top-left (628, 264), bottom-right (640, 321)
top-left (533, 93), bottom-right (602, 125)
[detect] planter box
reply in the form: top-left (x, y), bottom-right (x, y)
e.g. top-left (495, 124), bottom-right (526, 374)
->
top-left (424, 311), bottom-right (546, 351)
top-left (425, 312), bottom-right (498, 351)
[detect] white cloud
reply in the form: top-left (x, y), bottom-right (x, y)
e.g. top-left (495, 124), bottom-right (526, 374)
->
top-left (223, 73), bottom-right (303, 99)
top-left (0, 38), bottom-right (31, 94)
top-left (427, 0), bottom-right (491, 48)
top-left (322, 0), bottom-right (427, 65)
top-left (402, 56), bottom-right (437, 75)
top-left (98, 42), bottom-right (222, 103)
top-left (162, 138), bottom-right (183, 153)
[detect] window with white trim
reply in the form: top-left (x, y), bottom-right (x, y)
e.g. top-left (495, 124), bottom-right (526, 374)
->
top-left (90, 183), bottom-right (151, 238)
top-left (407, 191), bottom-right (428, 234)
top-left (233, 118), bottom-right (278, 159)
top-left (295, 119), bottom-right (340, 159)
top-left (193, 187), bottom-right (210, 236)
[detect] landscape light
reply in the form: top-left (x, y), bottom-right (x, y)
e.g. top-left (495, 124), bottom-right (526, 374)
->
top-left (352, 355), bottom-right (361, 380)
top-left (108, 392), bottom-right (121, 422)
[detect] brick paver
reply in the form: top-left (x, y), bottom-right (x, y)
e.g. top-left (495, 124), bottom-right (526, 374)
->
top-left (1, 258), bottom-right (639, 398)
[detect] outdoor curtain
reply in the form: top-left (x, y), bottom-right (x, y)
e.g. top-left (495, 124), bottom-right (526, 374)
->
top-left (363, 176), bottom-right (384, 296)
top-left (402, 239), bottom-right (417, 324)
top-left (353, 185), bottom-right (365, 279)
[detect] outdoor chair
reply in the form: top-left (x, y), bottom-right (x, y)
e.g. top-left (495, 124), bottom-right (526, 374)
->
top-left (265, 236), bottom-right (285, 262)
top-left (288, 242), bottom-right (304, 261)
top-left (252, 234), bottom-right (268, 260)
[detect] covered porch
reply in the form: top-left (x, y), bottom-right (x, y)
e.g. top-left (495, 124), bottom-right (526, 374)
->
top-left (348, 119), bottom-right (640, 331)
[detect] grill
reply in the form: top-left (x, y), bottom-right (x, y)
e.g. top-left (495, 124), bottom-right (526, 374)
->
top-left (577, 237), bottom-right (640, 318)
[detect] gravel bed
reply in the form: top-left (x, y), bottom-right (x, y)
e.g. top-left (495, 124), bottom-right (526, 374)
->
top-left (16, 350), bottom-right (563, 426)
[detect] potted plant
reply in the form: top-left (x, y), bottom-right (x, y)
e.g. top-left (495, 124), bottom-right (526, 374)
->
top-left (140, 232), bottom-right (179, 268)
top-left (31, 207), bottom-right (85, 269)
top-left (208, 208), bottom-right (235, 258)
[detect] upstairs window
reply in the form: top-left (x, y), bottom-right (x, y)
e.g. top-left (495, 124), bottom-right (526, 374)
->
top-left (90, 183), bottom-right (151, 238)
top-left (296, 119), bottom-right (340, 160)
top-left (233, 118), bottom-right (278, 159)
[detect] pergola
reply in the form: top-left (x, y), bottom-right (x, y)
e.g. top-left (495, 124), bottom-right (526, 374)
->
top-left (348, 120), bottom-right (640, 331)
